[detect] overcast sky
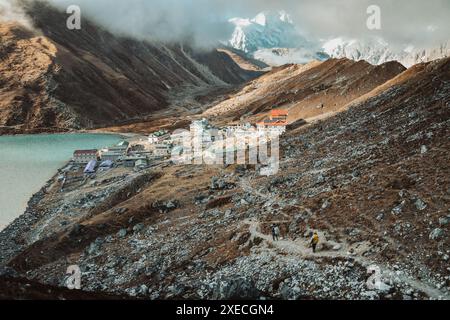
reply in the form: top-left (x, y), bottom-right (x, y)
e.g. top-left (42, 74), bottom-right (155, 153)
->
top-left (1, 0), bottom-right (449, 48)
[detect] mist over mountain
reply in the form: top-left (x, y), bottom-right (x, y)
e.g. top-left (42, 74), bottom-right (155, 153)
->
top-left (2, 0), bottom-right (449, 50)
top-left (0, 0), bottom-right (32, 27)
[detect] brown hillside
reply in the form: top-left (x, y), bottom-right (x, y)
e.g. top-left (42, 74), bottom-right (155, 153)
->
top-left (204, 58), bottom-right (406, 125)
top-left (0, 1), bottom-right (261, 134)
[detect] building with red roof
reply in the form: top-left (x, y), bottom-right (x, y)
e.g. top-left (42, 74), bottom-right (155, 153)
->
top-left (257, 109), bottom-right (288, 127)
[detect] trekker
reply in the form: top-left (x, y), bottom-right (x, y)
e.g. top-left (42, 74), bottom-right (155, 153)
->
top-left (273, 225), bottom-right (281, 241)
top-left (311, 232), bottom-right (319, 253)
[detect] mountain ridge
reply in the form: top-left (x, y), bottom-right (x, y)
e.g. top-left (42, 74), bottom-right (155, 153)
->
top-left (227, 11), bottom-right (449, 68)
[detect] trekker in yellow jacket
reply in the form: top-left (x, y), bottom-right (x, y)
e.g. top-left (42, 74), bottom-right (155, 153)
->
top-left (311, 232), bottom-right (319, 253)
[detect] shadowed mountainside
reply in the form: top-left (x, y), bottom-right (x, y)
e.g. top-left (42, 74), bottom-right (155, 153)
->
top-left (0, 1), bottom-right (261, 134)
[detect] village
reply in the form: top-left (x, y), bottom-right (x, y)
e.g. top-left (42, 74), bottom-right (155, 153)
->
top-left (64, 110), bottom-right (289, 191)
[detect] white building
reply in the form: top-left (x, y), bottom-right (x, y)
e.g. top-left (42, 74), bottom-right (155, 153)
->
top-left (149, 130), bottom-right (170, 144)
top-left (73, 149), bottom-right (98, 164)
top-left (100, 151), bottom-right (123, 161)
top-left (153, 144), bottom-right (172, 157)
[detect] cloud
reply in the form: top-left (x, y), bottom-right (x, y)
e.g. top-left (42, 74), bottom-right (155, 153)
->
top-left (241, 0), bottom-right (449, 47)
top-left (2, 0), bottom-right (449, 48)
top-left (0, 0), bottom-right (32, 27)
top-left (46, 0), bottom-right (240, 48)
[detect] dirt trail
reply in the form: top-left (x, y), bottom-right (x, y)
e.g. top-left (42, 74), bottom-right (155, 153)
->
top-left (244, 218), bottom-right (450, 300)
top-left (246, 219), bottom-right (352, 259)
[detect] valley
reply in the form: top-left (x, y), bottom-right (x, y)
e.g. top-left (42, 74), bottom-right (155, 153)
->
top-left (1, 53), bottom-right (449, 299)
top-left (0, 0), bottom-right (449, 301)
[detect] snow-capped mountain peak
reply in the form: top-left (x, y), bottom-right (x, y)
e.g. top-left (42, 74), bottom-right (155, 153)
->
top-left (251, 12), bottom-right (268, 26)
top-left (321, 36), bottom-right (392, 65)
top-left (228, 11), bottom-right (449, 68)
top-left (228, 17), bottom-right (252, 27)
top-left (278, 10), bottom-right (293, 24)
top-left (321, 36), bottom-right (450, 67)
top-left (228, 11), bottom-right (304, 54)
top-left (227, 11), bottom-right (325, 66)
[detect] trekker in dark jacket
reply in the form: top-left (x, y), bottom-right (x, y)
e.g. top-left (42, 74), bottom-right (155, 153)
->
top-left (272, 225), bottom-right (280, 241)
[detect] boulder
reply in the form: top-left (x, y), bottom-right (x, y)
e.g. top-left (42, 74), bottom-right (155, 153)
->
top-left (211, 177), bottom-right (235, 190)
top-left (391, 201), bottom-right (406, 215)
top-left (117, 229), bottom-right (127, 238)
top-left (415, 198), bottom-right (427, 211)
top-left (429, 228), bottom-right (444, 241)
top-left (133, 223), bottom-right (145, 233)
top-left (438, 216), bottom-right (450, 226)
top-left (139, 284), bottom-right (149, 295)
top-left (151, 200), bottom-right (180, 213)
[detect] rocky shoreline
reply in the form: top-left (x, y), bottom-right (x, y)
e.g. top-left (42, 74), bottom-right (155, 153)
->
top-left (0, 129), bottom-right (128, 265)
top-left (0, 128), bottom-right (131, 140)
top-left (0, 126), bottom-right (71, 136)
top-left (0, 173), bottom-right (56, 267)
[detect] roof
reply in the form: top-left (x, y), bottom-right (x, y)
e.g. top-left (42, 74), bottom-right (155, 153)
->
top-left (102, 151), bottom-right (123, 155)
top-left (135, 159), bottom-right (148, 164)
top-left (151, 131), bottom-right (169, 137)
top-left (100, 160), bottom-right (114, 167)
top-left (108, 145), bottom-right (127, 150)
top-left (271, 110), bottom-right (288, 117)
top-left (83, 160), bottom-right (97, 173)
top-left (123, 156), bottom-right (147, 161)
top-left (74, 149), bottom-right (97, 155)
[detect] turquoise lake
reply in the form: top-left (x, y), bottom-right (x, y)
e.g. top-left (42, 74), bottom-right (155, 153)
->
top-left (0, 133), bottom-right (122, 230)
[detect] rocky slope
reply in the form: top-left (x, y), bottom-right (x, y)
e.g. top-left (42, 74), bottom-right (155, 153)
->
top-left (0, 1), bottom-right (260, 134)
top-left (1, 57), bottom-right (448, 300)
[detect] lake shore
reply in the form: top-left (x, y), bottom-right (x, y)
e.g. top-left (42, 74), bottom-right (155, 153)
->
top-left (0, 133), bottom-right (125, 232)
top-left (0, 127), bottom-right (133, 139)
